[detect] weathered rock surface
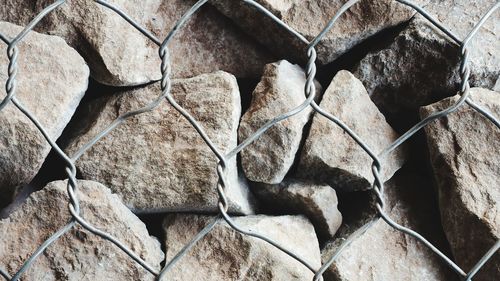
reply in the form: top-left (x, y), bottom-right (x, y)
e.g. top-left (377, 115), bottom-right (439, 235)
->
top-left (354, 0), bottom-right (499, 120)
top-left (298, 70), bottom-right (405, 191)
top-left (0, 180), bottom-right (164, 280)
top-left (162, 214), bottom-right (321, 280)
top-left (0, 21), bottom-right (88, 201)
top-left (254, 180), bottom-right (342, 241)
top-left (322, 166), bottom-right (455, 281)
top-left (421, 88), bottom-right (500, 281)
top-left (211, 0), bottom-right (417, 64)
top-left (148, 0), bottom-right (273, 79)
top-left (239, 60), bottom-right (321, 184)
top-left (1, 0), bottom-right (273, 86)
top-left (65, 71), bottom-right (255, 214)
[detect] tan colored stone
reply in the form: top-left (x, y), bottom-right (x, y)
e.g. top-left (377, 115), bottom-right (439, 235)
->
top-left (298, 70), bottom-right (405, 191)
top-left (421, 88), bottom-right (500, 281)
top-left (65, 71), bottom-right (255, 214)
top-left (0, 21), bottom-right (89, 200)
top-left (354, 0), bottom-right (499, 120)
top-left (239, 60), bottom-right (321, 184)
top-left (211, 0), bottom-right (418, 64)
top-left (1, 0), bottom-right (273, 86)
top-left (254, 180), bottom-right (342, 241)
top-left (162, 214), bottom-right (321, 281)
top-left (0, 180), bottom-right (164, 280)
top-left (322, 167), bottom-right (455, 281)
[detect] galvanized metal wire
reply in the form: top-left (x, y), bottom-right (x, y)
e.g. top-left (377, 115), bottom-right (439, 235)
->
top-left (0, 0), bottom-right (498, 280)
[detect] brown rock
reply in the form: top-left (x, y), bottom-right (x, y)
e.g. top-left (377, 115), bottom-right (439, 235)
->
top-left (298, 70), bottom-right (406, 191)
top-left (211, 0), bottom-right (417, 64)
top-left (421, 88), bottom-right (500, 281)
top-left (239, 60), bottom-right (321, 184)
top-left (65, 71), bottom-right (255, 214)
top-left (0, 180), bottom-right (164, 280)
top-left (254, 180), bottom-right (342, 241)
top-left (322, 166), bottom-right (455, 281)
top-left (162, 214), bottom-right (321, 280)
top-left (354, 0), bottom-right (499, 124)
top-left (0, 21), bottom-right (89, 202)
top-left (1, 0), bottom-right (273, 86)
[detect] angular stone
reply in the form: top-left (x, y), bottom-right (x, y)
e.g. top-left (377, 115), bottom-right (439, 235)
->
top-left (421, 88), bottom-right (500, 281)
top-left (0, 180), bottom-right (164, 280)
top-left (65, 71), bottom-right (255, 214)
top-left (1, 0), bottom-right (273, 86)
top-left (354, 0), bottom-right (499, 119)
top-left (239, 60), bottom-right (321, 184)
top-left (211, 0), bottom-right (417, 64)
top-left (298, 70), bottom-right (405, 191)
top-left (254, 180), bottom-right (342, 241)
top-left (162, 214), bottom-right (321, 280)
top-left (0, 21), bottom-right (89, 201)
top-left (322, 166), bottom-right (455, 281)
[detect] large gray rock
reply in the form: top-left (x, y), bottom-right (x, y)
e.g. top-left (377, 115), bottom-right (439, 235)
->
top-left (298, 70), bottom-right (406, 191)
top-left (354, 0), bottom-right (499, 119)
top-left (65, 71), bottom-right (255, 214)
top-left (1, 0), bottom-right (273, 86)
top-left (239, 60), bottom-right (321, 184)
top-left (0, 180), bottom-right (164, 280)
top-left (211, 0), bottom-right (418, 64)
top-left (254, 180), bottom-right (342, 241)
top-left (421, 88), bottom-right (500, 281)
top-left (0, 21), bottom-right (89, 202)
top-left (322, 166), bottom-right (455, 281)
top-left (162, 214), bottom-right (321, 281)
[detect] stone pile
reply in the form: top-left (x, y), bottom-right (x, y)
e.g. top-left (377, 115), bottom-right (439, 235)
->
top-left (0, 1), bottom-right (498, 281)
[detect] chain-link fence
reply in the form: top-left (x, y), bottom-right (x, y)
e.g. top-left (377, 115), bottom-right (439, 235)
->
top-left (0, 0), bottom-right (498, 280)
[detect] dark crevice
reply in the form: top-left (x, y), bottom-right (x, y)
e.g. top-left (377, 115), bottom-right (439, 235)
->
top-left (237, 78), bottom-right (259, 114)
top-left (405, 129), bottom-right (455, 259)
top-left (137, 213), bottom-right (167, 266)
top-left (284, 110), bottom-right (316, 180)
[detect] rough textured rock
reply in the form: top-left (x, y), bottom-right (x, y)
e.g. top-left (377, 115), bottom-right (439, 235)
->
top-left (211, 0), bottom-right (418, 64)
top-left (65, 71), bottom-right (255, 214)
top-left (254, 180), bottom-right (342, 241)
top-left (239, 60), bottom-right (321, 184)
top-left (322, 166), bottom-right (455, 281)
top-left (354, 0), bottom-right (499, 121)
top-left (1, 0), bottom-right (273, 86)
top-left (298, 70), bottom-right (406, 191)
top-left (0, 21), bottom-right (89, 201)
top-left (421, 88), bottom-right (500, 281)
top-left (0, 180), bottom-right (164, 280)
top-left (162, 214), bottom-right (321, 280)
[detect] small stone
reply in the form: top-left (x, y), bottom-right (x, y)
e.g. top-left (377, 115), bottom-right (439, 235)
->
top-left (211, 0), bottom-right (417, 64)
top-left (0, 21), bottom-right (89, 201)
top-left (254, 180), bottom-right (342, 241)
top-left (65, 71), bottom-right (255, 214)
top-left (239, 60), bottom-right (321, 184)
top-left (298, 70), bottom-right (405, 191)
top-left (0, 180), bottom-right (164, 280)
top-left (1, 0), bottom-right (273, 86)
top-left (162, 214), bottom-right (321, 280)
top-left (354, 0), bottom-right (499, 121)
top-left (421, 88), bottom-right (500, 281)
top-left (321, 166), bottom-right (455, 281)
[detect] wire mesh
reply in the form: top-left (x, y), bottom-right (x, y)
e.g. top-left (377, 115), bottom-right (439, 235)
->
top-left (0, 0), bottom-right (499, 280)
